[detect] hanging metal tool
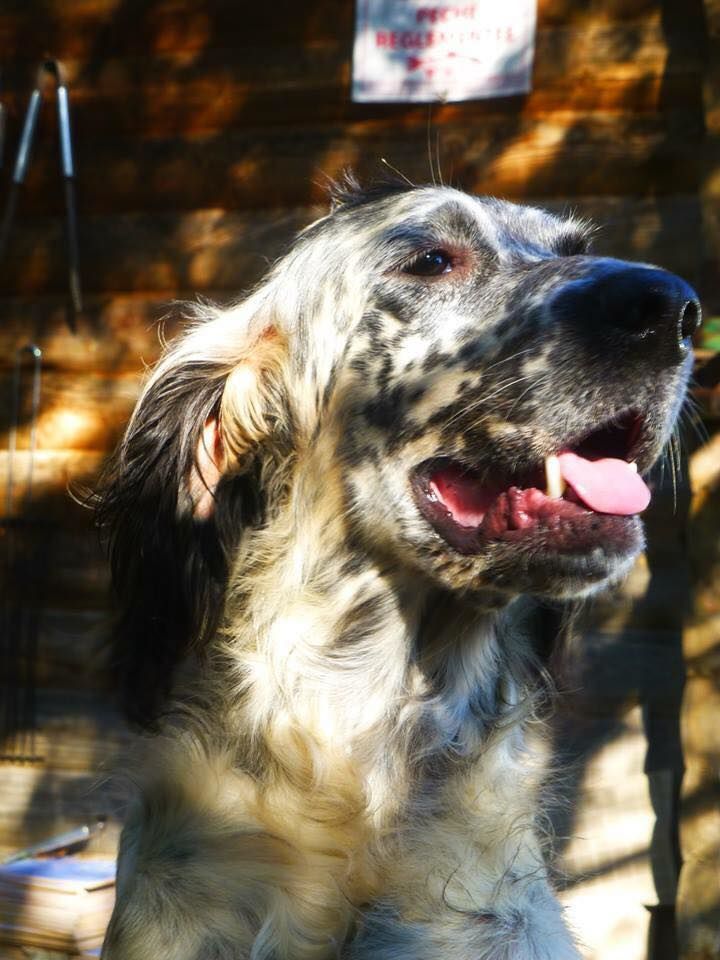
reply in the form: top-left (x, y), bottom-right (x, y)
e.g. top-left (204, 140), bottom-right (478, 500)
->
top-left (2, 817), bottom-right (106, 864)
top-left (0, 60), bottom-right (82, 331)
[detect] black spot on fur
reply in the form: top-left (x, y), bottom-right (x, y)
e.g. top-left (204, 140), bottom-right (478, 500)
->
top-left (334, 594), bottom-right (393, 648)
top-left (386, 420), bottom-right (425, 450)
top-left (374, 291), bottom-right (416, 323)
top-left (362, 384), bottom-right (408, 431)
top-left (422, 346), bottom-right (445, 373)
top-left (458, 340), bottom-right (486, 365)
top-left (341, 429), bottom-right (382, 468)
top-left (322, 364), bottom-right (339, 410)
top-left (362, 310), bottom-right (385, 338)
top-left (339, 551), bottom-right (370, 579)
top-left (350, 355), bottom-right (369, 375)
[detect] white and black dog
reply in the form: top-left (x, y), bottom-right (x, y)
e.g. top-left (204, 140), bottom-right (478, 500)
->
top-left (98, 178), bottom-right (699, 959)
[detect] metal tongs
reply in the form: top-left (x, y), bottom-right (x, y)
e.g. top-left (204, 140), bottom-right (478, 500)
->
top-left (0, 60), bottom-right (81, 331)
top-left (1, 817), bottom-right (106, 864)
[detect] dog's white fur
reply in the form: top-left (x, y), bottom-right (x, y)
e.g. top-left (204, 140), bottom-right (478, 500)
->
top-left (100, 182), bottom-right (693, 959)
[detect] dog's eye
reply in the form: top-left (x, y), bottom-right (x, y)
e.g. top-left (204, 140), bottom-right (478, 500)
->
top-left (403, 250), bottom-right (453, 276)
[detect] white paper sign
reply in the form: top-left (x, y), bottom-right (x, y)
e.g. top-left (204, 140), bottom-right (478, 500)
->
top-left (352, 1), bottom-right (536, 103)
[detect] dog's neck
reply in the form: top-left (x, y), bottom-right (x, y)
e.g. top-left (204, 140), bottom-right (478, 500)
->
top-left (218, 447), bottom-right (542, 812)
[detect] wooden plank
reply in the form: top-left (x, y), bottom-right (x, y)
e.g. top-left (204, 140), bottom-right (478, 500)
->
top-left (0, 0), bottom-right (357, 64)
top-left (1, 690), bottom-right (130, 772)
top-left (539, 0), bottom-right (657, 24)
top-left (0, 1), bottom-right (662, 72)
top-left (0, 21), bottom-right (700, 143)
top-left (0, 370), bottom-right (140, 451)
top-left (700, 196), bottom-right (720, 313)
top-left (0, 194), bottom-right (705, 298)
top-left (7, 19), bottom-right (687, 97)
top-left (1, 609), bottom-right (113, 692)
top-left (571, 630), bottom-right (684, 700)
top-left (0, 20), bottom-right (701, 182)
top-left (0, 207), bottom-right (315, 296)
top-left (0, 765), bottom-right (124, 858)
top-left (0, 689), bottom-right (129, 856)
top-left (0, 294), bottom-right (202, 375)
top-left (557, 706), bottom-right (657, 960)
top-left (452, 115), bottom-right (700, 199)
top-left (0, 526), bottom-right (110, 607)
top-left (4, 103), bottom-right (702, 221)
top-left (0, 451), bottom-right (105, 511)
top-left (5, 72), bottom-right (699, 173)
top-left (541, 194), bottom-right (705, 286)
top-left (677, 418), bottom-right (720, 959)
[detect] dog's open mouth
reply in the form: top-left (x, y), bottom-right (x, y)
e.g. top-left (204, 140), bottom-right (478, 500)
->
top-left (413, 412), bottom-right (648, 555)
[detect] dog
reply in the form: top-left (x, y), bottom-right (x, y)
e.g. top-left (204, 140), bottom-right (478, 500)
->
top-left (98, 177), bottom-right (699, 959)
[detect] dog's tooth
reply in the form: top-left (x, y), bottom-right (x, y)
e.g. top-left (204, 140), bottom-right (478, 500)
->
top-left (629, 461), bottom-right (638, 473)
top-left (545, 455), bottom-right (565, 499)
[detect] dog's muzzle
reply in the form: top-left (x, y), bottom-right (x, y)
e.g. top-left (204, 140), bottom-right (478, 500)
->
top-left (412, 256), bottom-right (700, 571)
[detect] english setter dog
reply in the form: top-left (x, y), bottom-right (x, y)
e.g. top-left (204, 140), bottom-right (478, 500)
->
top-left (99, 178), bottom-right (699, 959)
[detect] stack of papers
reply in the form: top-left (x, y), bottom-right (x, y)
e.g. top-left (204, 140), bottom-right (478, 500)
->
top-left (0, 858), bottom-right (115, 954)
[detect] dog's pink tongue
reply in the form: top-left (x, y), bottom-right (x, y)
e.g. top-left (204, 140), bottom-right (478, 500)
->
top-left (558, 452), bottom-right (651, 515)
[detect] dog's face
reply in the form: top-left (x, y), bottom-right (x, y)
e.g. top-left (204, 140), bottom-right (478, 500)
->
top-left (296, 185), bottom-right (699, 601)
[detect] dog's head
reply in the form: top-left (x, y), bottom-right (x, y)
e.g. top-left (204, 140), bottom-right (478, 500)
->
top-left (322, 183), bottom-right (698, 600)
top-left (99, 178), bottom-right (699, 719)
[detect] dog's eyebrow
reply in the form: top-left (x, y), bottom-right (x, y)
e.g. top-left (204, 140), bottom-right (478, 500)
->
top-left (436, 201), bottom-right (491, 247)
top-left (484, 200), bottom-right (593, 252)
top-left (378, 222), bottom-right (441, 250)
top-left (378, 202), bottom-right (489, 252)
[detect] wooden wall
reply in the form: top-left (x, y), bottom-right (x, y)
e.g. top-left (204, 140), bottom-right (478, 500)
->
top-left (0, 1), bottom-right (717, 958)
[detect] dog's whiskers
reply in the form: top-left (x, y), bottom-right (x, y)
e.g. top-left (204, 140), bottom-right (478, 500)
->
top-left (505, 373), bottom-right (552, 418)
top-left (442, 374), bottom-right (535, 431)
top-left (679, 395), bottom-right (709, 444)
top-left (380, 157), bottom-right (415, 188)
top-left (482, 346), bottom-right (536, 374)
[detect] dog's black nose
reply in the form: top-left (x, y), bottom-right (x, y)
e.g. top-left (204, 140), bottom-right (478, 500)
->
top-left (553, 260), bottom-right (701, 361)
top-left (592, 264), bottom-right (701, 343)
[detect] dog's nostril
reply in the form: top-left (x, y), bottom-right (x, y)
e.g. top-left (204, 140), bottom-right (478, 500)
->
top-left (679, 299), bottom-right (701, 342)
top-left (552, 262), bottom-right (700, 363)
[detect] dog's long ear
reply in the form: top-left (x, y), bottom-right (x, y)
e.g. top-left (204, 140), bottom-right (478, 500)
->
top-left (96, 304), bottom-right (289, 726)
